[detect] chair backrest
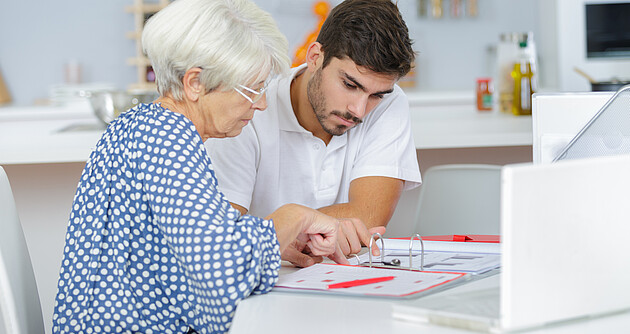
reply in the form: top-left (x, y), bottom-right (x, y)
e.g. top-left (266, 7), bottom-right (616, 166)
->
top-left (413, 164), bottom-right (502, 236)
top-left (0, 167), bottom-right (45, 334)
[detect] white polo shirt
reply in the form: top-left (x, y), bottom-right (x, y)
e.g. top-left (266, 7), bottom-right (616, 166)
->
top-left (204, 65), bottom-right (422, 218)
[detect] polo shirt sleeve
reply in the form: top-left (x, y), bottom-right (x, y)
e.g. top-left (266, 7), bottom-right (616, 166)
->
top-left (350, 88), bottom-right (422, 191)
top-left (204, 123), bottom-right (260, 210)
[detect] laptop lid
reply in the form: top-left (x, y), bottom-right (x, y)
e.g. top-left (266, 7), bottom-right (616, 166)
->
top-left (394, 155), bottom-right (630, 332)
top-left (501, 155), bottom-right (630, 331)
top-left (532, 92), bottom-right (612, 164)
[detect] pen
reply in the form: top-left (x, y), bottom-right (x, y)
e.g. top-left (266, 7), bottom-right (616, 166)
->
top-left (327, 276), bottom-right (395, 289)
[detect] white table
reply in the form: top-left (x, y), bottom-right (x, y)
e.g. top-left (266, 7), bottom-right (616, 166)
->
top-left (229, 268), bottom-right (630, 333)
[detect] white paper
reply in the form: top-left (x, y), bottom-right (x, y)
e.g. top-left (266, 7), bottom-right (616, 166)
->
top-left (275, 263), bottom-right (467, 298)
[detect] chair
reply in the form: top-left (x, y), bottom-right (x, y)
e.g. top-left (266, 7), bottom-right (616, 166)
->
top-left (412, 164), bottom-right (502, 236)
top-left (0, 166), bottom-right (45, 334)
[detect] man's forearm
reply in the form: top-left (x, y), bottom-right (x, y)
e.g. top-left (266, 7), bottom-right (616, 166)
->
top-left (318, 176), bottom-right (404, 229)
top-left (318, 201), bottom-right (393, 229)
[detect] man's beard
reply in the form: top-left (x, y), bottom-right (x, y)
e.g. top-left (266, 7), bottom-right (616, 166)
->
top-left (307, 68), bottom-right (362, 136)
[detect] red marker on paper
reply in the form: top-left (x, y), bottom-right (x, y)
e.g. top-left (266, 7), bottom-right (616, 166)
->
top-left (327, 276), bottom-right (395, 289)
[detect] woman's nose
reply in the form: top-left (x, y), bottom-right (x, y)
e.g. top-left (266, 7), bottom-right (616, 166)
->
top-left (253, 92), bottom-right (268, 110)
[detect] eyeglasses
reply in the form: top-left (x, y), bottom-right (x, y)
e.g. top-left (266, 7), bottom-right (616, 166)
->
top-left (234, 82), bottom-right (268, 104)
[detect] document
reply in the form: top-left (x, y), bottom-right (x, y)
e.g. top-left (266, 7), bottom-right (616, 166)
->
top-left (274, 263), bottom-right (468, 298)
top-left (348, 238), bottom-right (501, 274)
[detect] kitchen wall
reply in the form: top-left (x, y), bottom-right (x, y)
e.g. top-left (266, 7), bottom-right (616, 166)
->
top-left (0, 0), bottom-right (136, 105)
top-left (539, 0), bottom-right (630, 92)
top-left (0, 0), bottom-right (542, 106)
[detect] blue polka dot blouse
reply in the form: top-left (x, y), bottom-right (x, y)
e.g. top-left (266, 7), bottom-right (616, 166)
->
top-left (53, 103), bottom-right (281, 334)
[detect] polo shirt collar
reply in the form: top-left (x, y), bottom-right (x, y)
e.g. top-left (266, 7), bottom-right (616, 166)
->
top-left (278, 65), bottom-right (309, 134)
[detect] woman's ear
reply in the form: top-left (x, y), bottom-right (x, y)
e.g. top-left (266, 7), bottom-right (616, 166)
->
top-left (305, 42), bottom-right (324, 72)
top-left (182, 67), bottom-right (204, 102)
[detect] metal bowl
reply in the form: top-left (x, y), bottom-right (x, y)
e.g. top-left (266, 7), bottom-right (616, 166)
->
top-left (85, 90), bottom-right (159, 124)
top-left (591, 80), bottom-right (630, 92)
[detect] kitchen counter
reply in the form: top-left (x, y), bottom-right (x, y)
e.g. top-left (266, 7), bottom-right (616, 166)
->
top-left (0, 103), bottom-right (104, 165)
top-left (410, 105), bottom-right (532, 149)
top-left (0, 91), bottom-right (532, 165)
top-left (407, 90), bottom-right (532, 149)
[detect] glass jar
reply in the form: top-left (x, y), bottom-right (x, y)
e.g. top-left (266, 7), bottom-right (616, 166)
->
top-left (476, 78), bottom-right (493, 111)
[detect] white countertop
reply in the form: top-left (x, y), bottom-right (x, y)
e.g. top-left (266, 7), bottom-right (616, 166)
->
top-left (0, 103), bottom-right (104, 165)
top-left (0, 91), bottom-right (532, 165)
top-left (410, 104), bottom-right (531, 149)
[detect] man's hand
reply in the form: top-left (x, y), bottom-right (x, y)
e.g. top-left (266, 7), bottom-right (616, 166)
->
top-left (337, 218), bottom-right (386, 256)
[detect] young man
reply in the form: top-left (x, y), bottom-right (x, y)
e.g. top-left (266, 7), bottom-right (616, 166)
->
top-left (205, 0), bottom-right (421, 266)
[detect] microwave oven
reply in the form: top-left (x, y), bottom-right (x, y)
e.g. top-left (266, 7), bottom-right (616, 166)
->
top-left (586, 1), bottom-right (630, 58)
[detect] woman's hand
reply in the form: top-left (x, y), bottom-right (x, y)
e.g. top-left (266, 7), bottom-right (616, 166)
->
top-left (266, 204), bottom-right (350, 265)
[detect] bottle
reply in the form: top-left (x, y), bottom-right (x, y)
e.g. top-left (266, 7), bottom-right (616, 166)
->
top-left (496, 33), bottom-right (520, 114)
top-left (476, 78), bottom-right (493, 111)
top-left (431, 0), bottom-right (443, 18)
top-left (511, 41), bottom-right (536, 116)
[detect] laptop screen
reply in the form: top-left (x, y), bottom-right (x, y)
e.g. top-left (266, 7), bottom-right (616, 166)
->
top-left (532, 92), bottom-right (612, 164)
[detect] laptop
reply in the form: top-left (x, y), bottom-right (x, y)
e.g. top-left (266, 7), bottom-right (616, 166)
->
top-left (393, 155), bottom-right (630, 332)
top-left (531, 91), bottom-right (613, 164)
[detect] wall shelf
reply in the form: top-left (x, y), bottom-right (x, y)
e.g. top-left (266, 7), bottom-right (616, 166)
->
top-left (125, 0), bottom-right (171, 91)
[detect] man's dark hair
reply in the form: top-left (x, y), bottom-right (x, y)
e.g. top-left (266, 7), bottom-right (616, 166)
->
top-left (316, 0), bottom-right (415, 78)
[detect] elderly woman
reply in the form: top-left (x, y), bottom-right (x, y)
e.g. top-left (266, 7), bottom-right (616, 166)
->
top-left (52, 0), bottom-right (358, 333)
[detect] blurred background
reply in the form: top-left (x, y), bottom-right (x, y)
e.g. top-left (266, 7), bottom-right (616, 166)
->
top-left (0, 0), bottom-right (553, 105)
top-left (3, 0), bottom-right (630, 106)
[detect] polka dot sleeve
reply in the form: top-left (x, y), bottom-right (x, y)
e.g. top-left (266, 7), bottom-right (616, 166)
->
top-left (132, 105), bottom-right (281, 296)
top-left (52, 103), bottom-right (280, 334)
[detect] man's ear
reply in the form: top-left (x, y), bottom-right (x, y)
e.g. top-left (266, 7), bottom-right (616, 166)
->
top-left (305, 42), bottom-right (324, 73)
top-left (182, 67), bottom-right (204, 102)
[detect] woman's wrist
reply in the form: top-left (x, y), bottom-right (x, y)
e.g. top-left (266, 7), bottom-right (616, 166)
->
top-left (266, 203), bottom-right (309, 253)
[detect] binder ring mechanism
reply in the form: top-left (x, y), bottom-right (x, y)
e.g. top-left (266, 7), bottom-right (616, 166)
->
top-left (410, 233), bottom-right (424, 271)
top-left (367, 232), bottom-right (385, 267)
top-left (358, 232), bottom-right (425, 271)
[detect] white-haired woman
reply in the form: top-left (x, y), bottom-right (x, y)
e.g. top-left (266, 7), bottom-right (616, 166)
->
top-left (52, 0), bottom-right (356, 333)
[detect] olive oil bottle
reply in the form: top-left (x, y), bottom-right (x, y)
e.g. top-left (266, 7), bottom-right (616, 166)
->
top-left (511, 41), bottom-right (535, 116)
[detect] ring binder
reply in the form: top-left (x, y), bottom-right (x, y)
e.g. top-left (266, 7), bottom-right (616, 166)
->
top-left (274, 235), bottom-right (502, 298)
top-left (364, 232), bottom-right (426, 271)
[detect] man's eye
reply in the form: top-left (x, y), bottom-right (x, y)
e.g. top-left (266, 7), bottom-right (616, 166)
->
top-left (372, 94), bottom-right (385, 99)
top-left (343, 81), bottom-right (356, 89)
